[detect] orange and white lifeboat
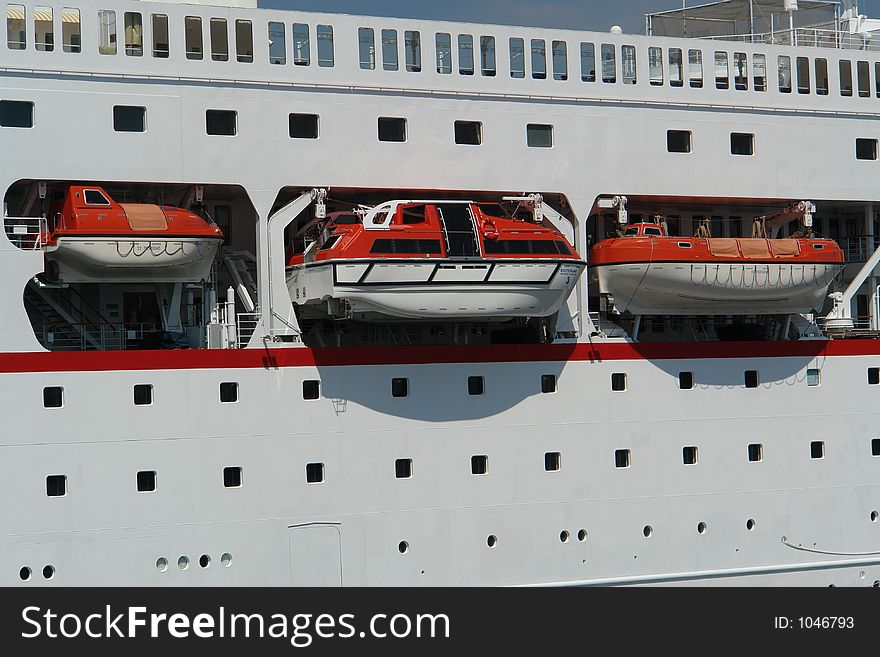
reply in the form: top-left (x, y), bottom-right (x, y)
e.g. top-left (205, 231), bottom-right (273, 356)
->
top-left (286, 200), bottom-right (585, 320)
top-left (589, 223), bottom-right (844, 315)
top-left (43, 186), bottom-right (223, 283)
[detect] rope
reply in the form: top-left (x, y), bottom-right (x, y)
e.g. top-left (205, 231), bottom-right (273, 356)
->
top-left (618, 238), bottom-right (655, 316)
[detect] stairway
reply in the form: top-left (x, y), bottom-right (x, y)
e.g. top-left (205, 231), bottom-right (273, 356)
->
top-left (24, 280), bottom-right (115, 350)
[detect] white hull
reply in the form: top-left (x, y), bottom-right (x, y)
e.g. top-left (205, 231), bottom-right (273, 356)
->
top-left (591, 262), bottom-right (843, 316)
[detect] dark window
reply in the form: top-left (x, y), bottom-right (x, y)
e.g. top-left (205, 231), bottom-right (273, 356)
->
top-left (615, 449), bottom-right (631, 468)
top-left (113, 105), bottom-right (146, 132)
top-left (43, 386), bottom-right (63, 408)
top-left (468, 376), bottom-right (484, 396)
top-left (0, 100), bottom-right (34, 128)
top-left (527, 124), bottom-right (553, 148)
top-left (220, 382), bottom-right (238, 403)
top-left (395, 458), bottom-right (412, 479)
top-left (541, 374), bottom-right (557, 394)
top-left (748, 443), bottom-right (763, 462)
top-left (289, 113), bottom-right (319, 139)
top-left (137, 470), bottom-right (157, 492)
top-left (810, 441), bottom-right (825, 459)
top-left (482, 240), bottom-right (569, 255)
top-left (796, 56), bottom-right (810, 94)
top-left (683, 446), bottom-right (698, 465)
top-left (133, 384), bottom-right (153, 406)
top-left (856, 139), bottom-right (878, 161)
top-left (378, 117), bottom-right (407, 142)
top-left (223, 466), bottom-right (242, 488)
top-left (46, 475), bottom-right (66, 497)
top-left (306, 462), bottom-right (324, 483)
top-left (872, 438), bottom-right (880, 456)
top-left (731, 132), bottom-right (754, 156)
top-left (302, 380), bottom-right (320, 400)
top-left (869, 368), bottom-right (880, 385)
top-left (319, 235), bottom-right (341, 251)
top-left (667, 130), bottom-right (691, 153)
top-left (544, 451), bottom-right (561, 472)
top-left (611, 373), bottom-right (627, 392)
top-left (744, 370), bottom-right (759, 388)
top-left (471, 454), bottom-right (488, 475)
top-left (679, 372), bottom-right (694, 390)
top-left (401, 205), bottom-right (427, 224)
top-left (206, 110), bottom-right (237, 136)
top-left (454, 120), bottom-right (482, 145)
top-left (392, 378), bottom-right (409, 398)
top-left (840, 60), bottom-right (853, 96)
top-left (370, 239), bottom-right (442, 255)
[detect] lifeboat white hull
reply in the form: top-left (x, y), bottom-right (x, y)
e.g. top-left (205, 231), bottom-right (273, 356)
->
top-left (45, 236), bottom-right (223, 283)
top-left (591, 261), bottom-right (843, 316)
top-left (288, 260), bottom-right (585, 320)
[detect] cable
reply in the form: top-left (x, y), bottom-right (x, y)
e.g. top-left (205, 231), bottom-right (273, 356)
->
top-left (782, 536), bottom-right (880, 557)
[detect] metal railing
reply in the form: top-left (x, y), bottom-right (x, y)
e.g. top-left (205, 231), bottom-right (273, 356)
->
top-left (236, 313), bottom-right (261, 348)
top-left (836, 236), bottom-right (880, 263)
top-left (702, 28), bottom-right (880, 52)
top-left (4, 217), bottom-right (46, 249)
top-left (36, 323), bottom-right (167, 351)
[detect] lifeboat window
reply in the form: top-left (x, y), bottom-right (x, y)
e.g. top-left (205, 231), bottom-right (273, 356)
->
top-left (46, 475), bottom-right (67, 497)
top-left (714, 51), bottom-right (729, 90)
top-left (62, 7), bottom-right (81, 53)
top-left (622, 45), bottom-right (637, 84)
top-left (748, 443), bottom-right (763, 462)
top-left (731, 132), bottom-right (754, 156)
top-left (555, 241), bottom-right (573, 255)
top-left (580, 42), bottom-right (595, 82)
top-left (124, 11), bottom-right (142, 57)
top-left (856, 138), bottom-right (877, 161)
top-left (43, 386), bottom-right (63, 408)
top-left (454, 120), bottom-right (482, 145)
top-left (734, 52), bottom-right (748, 90)
top-left (509, 37), bottom-right (525, 78)
top-left (113, 105), bottom-right (146, 133)
top-left (744, 370), bottom-right (759, 389)
top-left (459, 33), bottom-right (474, 75)
top-left (807, 368), bottom-right (820, 387)
top-left (840, 60), bottom-right (853, 97)
top-left (541, 374), bottom-right (556, 394)
top-left (682, 446), bottom-right (698, 466)
top-left (405, 30), bottom-right (421, 72)
top-left (678, 371), bottom-right (694, 389)
top-left (302, 380), bottom-right (320, 400)
top-left (688, 48), bottom-right (703, 88)
top-left (381, 28), bottom-right (398, 71)
top-left (184, 15), bottom-right (202, 60)
top-left (235, 19), bottom-right (253, 63)
top-left (527, 123), bottom-right (553, 148)
top-left (206, 109), bottom-right (237, 136)
top-left (624, 227), bottom-right (639, 236)
top-left (858, 60), bottom-right (870, 98)
top-left (483, 240), bottom-right (566, 255)
top-left (810, 441), bottom-right (825, 460)
top-left (611, 372), bottom-right (627, 392)
top-left (34, 5), bottom-right (52, 52)
top-left (97, 9), bottom-right (116, 55)
top-left (868, 367), bottom-right (880, 385)
top-left (601, 45), bottom-right (616, 83)
top-left (268, 21), bottom-right (285, 64)
top-left (796, 56), bottom-right (810, 94)
top-left (401, 206), bottom-right (426, 224)
top-left (151, 14), bottom-right (168, 58)
top-left (649, 47), bottom-right (663, 86)
top-left (479, 35), bottom-right (495, 76)
top-left (436, 32), bottom-right (452, 74)
top-left (223, 466), bottom-right (242, 488)
top-left (292, 22), bottom-right (309, 66)
top-left (317, 24), bottom-right (334, 67)
top-left (306, 462), bottom-right (324, 484)
top-left (669, 48), bottom-right (683, 87)
top-left (319, 235), bottom-right (341, 251)
top-left (752, 53), bottom-right (767, 91)
top-left (816, 57), bottom-right (829, 95)
top-left (210, 18), bottom-right (228, 62)
top-left (370, 239), bottom-right (442, 255)
top-left (644, 227), bottom-right (662, 237)
top-left (84, 189), bottom-right (110, 206)
top-left (137, 470), bottom-right (157, 493)
top-left (395, 458), bottom-right (413, 479)
top-left (677, 242), bottom-right (693, 248)
top-left (872, 438), bottom-right (880, 456)
top-left (289, 113), bottom-right (319, 139)
top-left (544, 452), bottom-right (561, 472)
top-left (531, 38), bottom-right (546, 79)
top-left (614, 449), bottom-right (631, 469)
top-left (358, 27), bottom-right (375, 70)
top-left (378, 117), bottom-right (407, 143)
top-left (133, 384), bottom-right (153, 406)
top-left (468, 376), bottom-right (484, 396)
top-left (812, 243), bottom-right (826, 250)
top-left (391, 377), bottom-right (409, 398)
top-left (471, 455), bottom-right (488, 475)
top-left (0, 100), bottom-right (33, 128)
top-left (219, 382), bottom-right (238, 403)
top-left (667, 130), bottom-right (691, 154)
top-left (552, 40), bottom-right (568, 81)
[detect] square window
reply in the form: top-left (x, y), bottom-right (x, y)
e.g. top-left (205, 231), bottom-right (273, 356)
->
top-left (856, 138), bottom-right (877, 161)
top-left (220, 382), bottom-right (238, 403)
top-left (289, 113), bottom-right (319, 139)
top-left (679, 371), bottom-right (694, 390)
top-left (392, 377), bottom-right (409, 398)
top-left (468, 376), bottom-right (485, 396)
top-left (810, 440), bottom-right (825, 459)
top-left (541, 374), bottom-right (557, 394)
top-left (807, 368), bottom-right (820, 387)
top-left (544, 451), bottom-right (561, 472)
top-left (46, 475), bottom-right (66, 497)
top-left (303, 380), bottom-right (320, 400)
top-left (133, 384), bottom-right (153, 406)
top-left (527, 124), bottom-right (553, 148)
top-left (471, 454), bottom-right (488, 475)
top-left (667, 130), bottom-right (691, 153)
top-left (206, 109), bottom-right (237, 136)
top-left (869, 368), bottom-right (879, 385)
top-left (306, 462), bottom-right (324, 484)
top-left (683, 446), bottom-right (698, 465)
top-left (611, 373), bottom-right (628, 392)
top-left (43, 386), bottom-right (63, 408)
top-left (0, 100), bottom-right (34, 128)
top-left (454, 120), bottom-right (482, 145)
top-left (744, 370), bottom-right (759, 388)
top-left (872, 438), bottom-right (880, 456)
top-left (113, 105), bottom-right (146, 132)
top-left (615, 449), bottom-right (631, 468)
top-left (223, 466), bottom-right (242, 488)
top-left (378, 117), bottom-right (407, 142)
top-left (395, 458), bottom-right (412, 479)
top-left (748, 443), bottom-right (763, 462)
top-left (730, 132), bottom-right (754, 156)
top-left (137, 470), bottom-right (157, 492)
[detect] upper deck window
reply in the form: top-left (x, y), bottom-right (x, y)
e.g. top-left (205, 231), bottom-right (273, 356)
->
top-left (458, 34), bottom-right (474, 75)
top-left (436, 32), bottom-right (452, 74)
top-left (733, 52), bottom-right (747, 90)
top-left (84, 190), bottom-right (111, 206)
top-left (552, 40), bottom-right (568, 80)
top-left (622, 45), bottom-right (636, 84)
top-left (531, 38), bottom-right (546, 79)
top-left (753, 54), bottom-right (766, 91)
top-left (649, 47), bottom-right (663, 86)
top-left (816, 58), bottom-right (828, 95)
top-left (210, 18), bottom-right (228, 62)
top-left (778, 55), bottom-right (792, 93)
top-left (688, 49), bottom-right (703, 88)
top-left (62, 7), bottom-right (80, 53)
top-left (405, 30), bottom-right (421, 72)
top-left (293, 23), bottom-right (309, 66)
top-left (875, 62), bottom-right (880, 97)
top-left (124, 12), bottom-right (142, 56)
top-left (669, 48), bottom-right (683, 87)
top-left (840, 60), bottom-right (853, 96)
top-left (359, 27), bottom-right (375, 70)
top-left (510, 37), bottom-right (525, 78)
top-left (714, 51), bottom-right (729, 90)
top-left (601, 44), bottom-right (616, 83)
top-left (34, 6), bottom-right (52, 52)
top-left (858, 60), bottom-right (870, 98)
top-left (7, 4), bottom-right (25, 50)
top-left (796, 56), bottom-right (810, 94)
top-left (98, 9), bottom-right (117, 55)
top-left (480, 35), bottom-right (495, 76)
top-left (236, 19), bottom-right (253, 63)
top-left (185, 16), bottom-right (203, 60)
top-left (268, 21), bottom-right (285, 64)
top-left (152, 14), bottom-right (168, 58)
top-left (317, 24), bottom-right (334, 67)
top-left (382, 29), bottom-right (398, 71)
top-left (580, 42), bottom-right (595, 82)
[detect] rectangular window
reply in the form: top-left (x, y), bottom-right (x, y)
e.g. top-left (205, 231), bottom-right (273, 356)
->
top-left (152, 14), bottom-right (168, 58)
top-left (714, 51), bottom-right (729, 90)
top-left (467, 376), bottom-right (484, 396)
top-left (667, 130), bottom-right (691, 153)
top-left (46, 474), bottom-right (66, 497)
top-left (395, 458), bottom-right (413, 479)
top-left (816, 58), bottom-right (828, 95)
top-left (34, 5), bottom-right (52, 52)
top-left (471, 454), bottom-right (488, 475)
top-left (748, 443), bottom-right (763, 462)
top-left (688, 49), bottom-right (703, 88)
top-left (358, 27), bottom-right (375, 70)
top-left (405, 30), bottom-right (421, 72)
top-left (541, 374), bottom-right (557, 394)
top-left (611, 372), bottom-right (627, 392)
top-left (7, 3), bottom-right (25, 49)
top-left (220, 382), bottom-right (238, 403)
top-left (382, 29), bottom-right (398, 70)
top-left (124, 11), bottom-right (142, 57)
top-left (545, 451), bottom-right (561, 472)
top-left (622, 45), bottom-right (636, 84)
top-left (223, 466), bottom-right (242, 488)
top-left (856, 138), bottom-right (877, 161)
top-left (289, 113), bottom-right (319, 139)
top-left (669, 48), bottom-right (683, 87)
top-left (870, 367), bottom-right (880, 385)
top-left (531, 38), bottom-right (546, 79)
top-left (133, 384), bottom-right (153, 406)
top-left (113, 105), bottom-right (146, 133)
top-left (872, 438), bottom-right (880, 456)
top-left (0, 99), bottom-right (33, 127)
top-left (479, 35), bottom-right (495, 76)
top-left (733, 52), bottom-right (747, 90)
top-left (292, 23), bottom-right (309, 66)
top-left (796, 56), bottom-right (810, 94)
top-left (580, 42), bottom-right (595, 82)
top-left (683, 446), bottom-right (698, 465)
top-left (810, 441), bottom-right (825, 459)
top-left (753, 53), bottom-right (766, 91)
top-left (43, 386), bottom-right (63, 408)
top-left (98, 9), bottom-right (116, 55)
top-left (235, 19), bottom-right (253, 63)
top-left (876, 62), bottom-right (880, 97)
top-left (552, 40), bottom-right (568, 80)
top-left (778, 55), bottom-right (792, 93)
top-left (615, 449), bottom-right (631, 469)
top-left (840, 60), bottom-right (853, 96)
top-left (268, 21), bottom-right (285, 64)
top-left (731, 132), bottom-right (754, 156)
top-left (454, 120), bottom-right (481, 145)
top-left (601, 44), bottom-right (616, 83)
top-left (527, 123), bottom-right (553, 148)
top-left (459, 34), bottom-right (474, 75)
top-left (391, 377), bottom-right (409, 398)
top-left (185, 16), bottom-right (202, 60)
top-left (210, 18), bottom-right (228, 62)
top-left (206, 109), bottom-right (237, 136)
top-left (317, 24), bottom-right (334, 67)
top-left (648, 46), bottom-right (663, 86)
top-left (509, 37), bottom-right (525, 78)
top-left (62, 7), bottom-right (80, 53)
top-left (378, 116), bottom-right (406, 142)
top-left (137, 470), bottom-right (157, 492)
top-left (806, 368), bottom-right (820, 387)
top-left (306, 462), bottom-right (324, 484)
top-left (744, 370), bottom-right (759, 388)
top-left (302, 380), bottom-right (320, 399)
top-left (858, 60), bottom-right (870, 98)
top-left (436, 32), bottom-right (452, 74)
top-left (679, 371), bottom-right (694, 390)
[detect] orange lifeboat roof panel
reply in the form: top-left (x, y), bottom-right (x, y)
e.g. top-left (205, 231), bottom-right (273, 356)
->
top-left (120, 203), bottom-right (169, 232)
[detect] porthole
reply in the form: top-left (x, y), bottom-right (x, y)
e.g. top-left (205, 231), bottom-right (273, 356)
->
top-left (577, 529), bottom-right (588, 542)
top-left (643, 525), bottom-right (653, 538)
top-left (487, 534), bottom-right (498, 548)
top-left (697, 522), bottom-right (707, 535)
top-left (156, 557), bottom-right (169, 572)
top-left (560, 530), bottom-right (570, 543)
top-left (19, 566), bottom-right (31, 581)
top-left (872, 511), bottom-right (879, 523)
top-left (220, 553), bottom-right (233, 567)
top-left (746, 518), bottom-right (756, 531)
top-left (199, 554), bottom-right (211, 569)
top-left (42, 565), bottom-right (55, 580)
top-left (398, 541), bottom-right (409, 554)
top-left (178, 556), bottom-right (190, 571)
